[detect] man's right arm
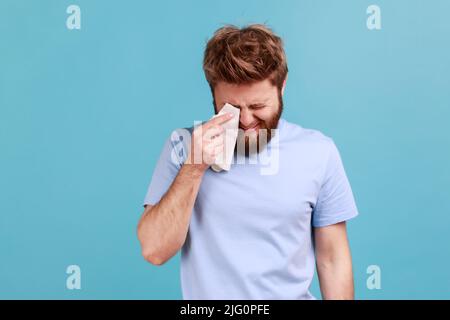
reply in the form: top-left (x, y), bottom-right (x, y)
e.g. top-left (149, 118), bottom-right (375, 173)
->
top-left (137, 112), bottom-right (234, 266)
top-left (137, 164), bottom-right (206, 265)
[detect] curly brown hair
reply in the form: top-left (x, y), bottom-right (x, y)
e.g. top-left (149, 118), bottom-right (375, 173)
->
top-left (203, 24), bottom-right (288, 94)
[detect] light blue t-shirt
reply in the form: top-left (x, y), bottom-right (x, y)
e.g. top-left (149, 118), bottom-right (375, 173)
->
top-left (143, 118), bottom-right (358, 299)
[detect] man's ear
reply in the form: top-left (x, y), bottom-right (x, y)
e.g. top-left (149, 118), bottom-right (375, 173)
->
top-left (281, 75), bottom-right (288, 96)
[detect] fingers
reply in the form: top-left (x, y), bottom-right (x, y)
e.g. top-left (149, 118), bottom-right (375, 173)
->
top-left (203, 142), bottom-right (224, 165)
top-left (204, 125), bottom-right (224, 141)
top-left (188, 113), bottom-right (232, 168)
top-left (204, 112), bottom-right (234, 129)
top-left (204, 140), bottom-right (223, 153)
top-left (204, 132), bottom-right (224, 152)
top-left (208, 136), bottom-right (224, 149)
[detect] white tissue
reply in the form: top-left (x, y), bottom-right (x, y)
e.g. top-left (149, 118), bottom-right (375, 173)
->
top-left (210, 103), bottom-right (240, 172)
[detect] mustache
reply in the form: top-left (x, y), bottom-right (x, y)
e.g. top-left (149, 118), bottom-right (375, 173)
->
top-left (239, 123), bottom-right (261, 130)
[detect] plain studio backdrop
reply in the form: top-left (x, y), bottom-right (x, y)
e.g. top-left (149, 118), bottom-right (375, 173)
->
top-left (0, 0), bottom-right (449, 299)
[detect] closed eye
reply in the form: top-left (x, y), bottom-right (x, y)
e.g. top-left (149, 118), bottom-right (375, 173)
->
top-left (250, 105), bottom-right (266, 110)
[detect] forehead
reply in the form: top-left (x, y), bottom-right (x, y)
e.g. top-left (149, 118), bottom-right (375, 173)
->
top-left (214, 79), bottom-right (277, 106)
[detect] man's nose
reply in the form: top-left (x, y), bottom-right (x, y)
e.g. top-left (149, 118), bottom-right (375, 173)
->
top-left (239, 108), bottom-right (255, 127)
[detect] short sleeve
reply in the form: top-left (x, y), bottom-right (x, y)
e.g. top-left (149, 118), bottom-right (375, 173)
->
top-left (312, 140), bottom-right (359, 227)
top-left (142, 128), bottom-right (190, 207)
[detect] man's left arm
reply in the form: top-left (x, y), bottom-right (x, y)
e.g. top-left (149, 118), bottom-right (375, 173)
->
top-left (314, 221), bottom-right (354, 300)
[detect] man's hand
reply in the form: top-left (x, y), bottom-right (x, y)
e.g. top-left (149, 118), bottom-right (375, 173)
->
top-left (185, 112), bottom-right (234, 172)
top-left (314, 222), bottom-right (355, 299)
top-left (137, 112), bottom-right (235, 266)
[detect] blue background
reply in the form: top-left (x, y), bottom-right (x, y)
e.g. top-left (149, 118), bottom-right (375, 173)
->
top-left (1, 0), bottom-right (449, 299)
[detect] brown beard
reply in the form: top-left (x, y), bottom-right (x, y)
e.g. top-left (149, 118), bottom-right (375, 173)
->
top-left (239, 91), bottom-right (283, 157)
top-left (213, 91), bottom-right (284, 157)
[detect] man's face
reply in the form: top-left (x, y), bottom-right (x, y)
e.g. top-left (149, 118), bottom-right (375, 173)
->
top-left (214, 79), bottom-right (285, 156)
